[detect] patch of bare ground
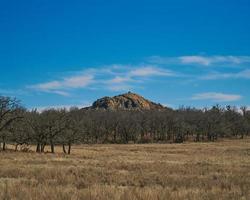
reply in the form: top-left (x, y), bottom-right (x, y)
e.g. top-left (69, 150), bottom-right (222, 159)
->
top-left (0, 139), bottom-right (249, 199)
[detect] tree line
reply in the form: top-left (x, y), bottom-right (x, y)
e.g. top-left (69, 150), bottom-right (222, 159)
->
top-left (0, 96), bottom-right (249, 154)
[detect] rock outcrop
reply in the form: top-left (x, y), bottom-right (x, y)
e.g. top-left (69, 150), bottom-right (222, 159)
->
top-left (89, 92), bottom-right (165, 110)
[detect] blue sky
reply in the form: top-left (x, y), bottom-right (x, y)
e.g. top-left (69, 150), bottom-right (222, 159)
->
top-left (0, 0), bottom-right (250, 110)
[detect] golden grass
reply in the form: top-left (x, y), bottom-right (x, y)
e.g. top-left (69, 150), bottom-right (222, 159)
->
top-left (0, 139), bottom-right (250, 200)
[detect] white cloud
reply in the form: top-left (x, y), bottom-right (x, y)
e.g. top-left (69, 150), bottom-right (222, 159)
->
top-left (107, 76), bottom-right (133, 84)
top-left (191, 92), bottom-right (242, 102)
top-left (103, 66), bottom-right (176, 91)
top-left (50, 90), bottom-right (70, 97)
top-left (180, 56), bottom-right (250, 66)
top-left (129, 66), bottom-right (174, 77)
top-left (28, 74), bottom-right (94, 95)
top-left (63, 75), bottom-right (94, 88)
top-left (180, 56), bottom-right (211, 66)
top-left (27, 65), bottom-right (178, 95)
top-left (33, 81), bottom-right (61, 90)
top-left (148, 55), bottom-right (250, 67)
top-left (201, 69), bottom-right (250, 80)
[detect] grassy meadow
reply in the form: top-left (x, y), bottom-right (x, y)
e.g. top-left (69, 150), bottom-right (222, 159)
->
top-left (0, 139), bottom-right (249, 200)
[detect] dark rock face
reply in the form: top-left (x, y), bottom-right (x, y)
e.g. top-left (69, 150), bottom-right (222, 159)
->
top-left (90, 92), bottom-right (165, 110)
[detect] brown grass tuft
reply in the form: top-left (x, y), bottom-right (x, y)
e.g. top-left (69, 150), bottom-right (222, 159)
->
top-left (0, 139), bottom-right (249, 199)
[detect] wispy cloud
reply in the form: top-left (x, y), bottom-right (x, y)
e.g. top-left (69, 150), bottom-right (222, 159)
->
top-left (201, 69), bottom-right (250, 80)
top-left (26, 55), bottom-right (250, 98)
top-left (63, 75), bottom-right (94, 88)
top-left (148, 55), bottom-right (250, 67)
top-left (179, 55), bottom-right (250, 66)
top-left (104, 66), bottom-right (175, 91)
top-left (191, 92), bottom-right (242, 102)
top-left (106, 76), bottom-right (133, 84)
top-left (28, 74), bottom-right (94, 96)
top-left (28, 65), bottom-right (176, 95)
top-left (129, 66), bottom-right (174, 77)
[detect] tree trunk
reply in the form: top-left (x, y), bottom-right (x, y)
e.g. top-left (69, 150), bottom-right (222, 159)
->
top-left (201, 133), bottom-right (205, 141)
top-left (36, 143), bottom-right (41, 153)
top-left (62, 144), bottom-right (67, 154)
top-left (207, 133), bottom-right (211, 141)
top-left (185, 131), bottom-right (189, 141)
top-left (50, 141), bottom-right (54, 153)
top-left (113, 131), bottom-right (117, 143)
top-left (196, 133), bottom-right (200, 142)
top-left (41, 143), bottom-right (46, 153)
top-left (15, 144), bottom-right (18, 151)
top-left (125, 131), bottom-right (129, 144)
top-left (3, 141), bottom-right (6, 151)
top-left (68, 143), bottom-right (71, 154)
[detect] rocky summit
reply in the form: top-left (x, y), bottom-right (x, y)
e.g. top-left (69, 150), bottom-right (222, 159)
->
top-left (89, 92), bottom-right (165, 110)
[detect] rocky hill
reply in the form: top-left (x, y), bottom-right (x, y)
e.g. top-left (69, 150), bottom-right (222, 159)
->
top-left (89, 92), bottom-right (165, 110)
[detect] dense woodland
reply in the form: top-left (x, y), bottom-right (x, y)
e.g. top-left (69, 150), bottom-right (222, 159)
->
top-left (0, 96), bottom-right (249, 154)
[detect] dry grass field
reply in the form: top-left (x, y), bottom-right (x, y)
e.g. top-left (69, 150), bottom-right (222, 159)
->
top-left (0, 139), bottom-right (249, 200)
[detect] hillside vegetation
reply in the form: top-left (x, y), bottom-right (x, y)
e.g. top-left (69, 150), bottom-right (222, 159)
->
top-left (1, 93), bottom-right (250, 154)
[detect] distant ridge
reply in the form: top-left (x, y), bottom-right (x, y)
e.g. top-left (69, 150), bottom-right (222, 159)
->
top-left (87, 92), bottom-right (165, 110)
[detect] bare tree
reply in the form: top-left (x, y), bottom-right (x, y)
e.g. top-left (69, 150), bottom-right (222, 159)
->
top-left (0, 96), bottom-right (24, 150)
